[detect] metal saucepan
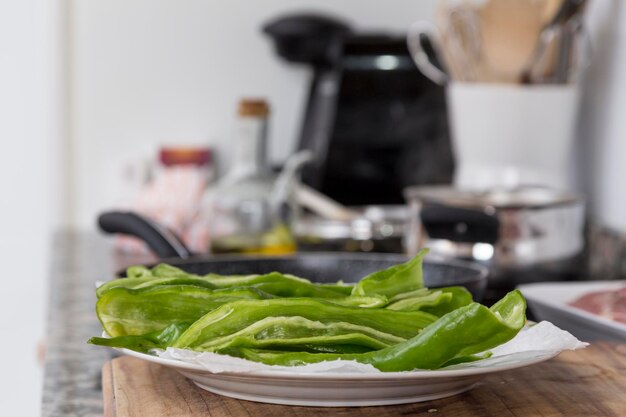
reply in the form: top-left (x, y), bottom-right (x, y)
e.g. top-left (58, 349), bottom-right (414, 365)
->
top-left (404, 185), bottom-right (585, 268)
top-left (403, 185), bottom-right (585, 304)
top-left (98, 211), bottom-right (488, 301)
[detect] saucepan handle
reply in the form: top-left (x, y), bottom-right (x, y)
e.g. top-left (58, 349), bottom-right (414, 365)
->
top-left (98, 211), bottom-right (193, 259)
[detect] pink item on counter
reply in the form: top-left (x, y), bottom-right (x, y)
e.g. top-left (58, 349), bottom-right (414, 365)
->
top-left (568, 287), bottom-right (626, 325)
top-left (114, 165), bottom-right (211, 254)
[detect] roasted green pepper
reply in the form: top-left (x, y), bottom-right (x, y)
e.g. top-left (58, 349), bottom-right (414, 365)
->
top-left (97, 285), bottom-right (271, 337)
top-left (386, 289), bottom-right (452, 311)
top-left (180, 316), bottom-right (406, 353)
top-left (88, 323), bottom-right (190, 353)
top-left (351, 249), bottom-right (427, 298)
top-left (89, 253), bottom-right (528, 372)
top-left (97, 269), bottom-right (348, 299)
top-left (173, 298), bottom-right (438, 350)
top-left (386, 286), bottom-right (473, 316)
top-left (221, 290), bottom-right (526, 371)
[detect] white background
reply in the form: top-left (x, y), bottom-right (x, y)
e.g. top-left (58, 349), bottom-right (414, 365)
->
top-left (1, 1), bottom-right (626, 416)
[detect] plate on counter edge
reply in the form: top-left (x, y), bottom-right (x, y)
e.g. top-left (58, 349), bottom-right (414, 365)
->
top-left (519, 280), bottom-right (626, 342)
top-left (115, 345), bottom-right (559, 407)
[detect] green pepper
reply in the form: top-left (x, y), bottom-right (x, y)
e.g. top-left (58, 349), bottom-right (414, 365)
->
top-left (278, 344), bottom-right (374, 354)
top-left (386, 288), bottom-right (430, 302)
top-left (317, 282), bottom-right (354, 295)
top-left (325, 295), bottom-right (388, 308)
top-left (386, 286), bottom-right (473, 315)
top-left (241, 274), bottom-right (355, 298)
top-left (192, 316), bottom-right (406, 353)
top-left (89, 252), bottom-right (524, 372)
top-left (93, 298), bottom-right (392, 353)
top-left (223, 290), bottom-right (526, 371)
top-left (126, 265), bottom-right (152, 278)
top-left (88, 323), bottom-right (190, 353)
top-left (351, 250), bottom-right (427, 298)
top-left (97, 269), bottom-right (348, 299)
top-left (441, 351), bottom-right (493, 367)
top-left (98, 284), bottom-right (386, 338)
top-left (173, 298), bottom-right (438, 350)
top-left (386, 289), bottom-right (452, 311)
top-left (97, 285), bottom-right (271, 337)
top-left (149, 263), bottom-right (193, 277)
top-left (96, 276), bottom-right (218, 298)
top-left (419, 286), bottom-right (474, 317)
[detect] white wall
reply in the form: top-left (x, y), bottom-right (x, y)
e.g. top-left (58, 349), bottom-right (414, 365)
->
top-left (71, 0), bottom-right (626, 233)
top-left (0, 0), bottom-right (64, 416)
top-left (579, 0), bottom-right (626, 232)
top-left (70, 0), bottom-right (437, 229)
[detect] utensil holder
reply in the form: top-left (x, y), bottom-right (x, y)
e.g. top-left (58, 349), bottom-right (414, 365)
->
top-left (447, 83), bottom-right (581, 189)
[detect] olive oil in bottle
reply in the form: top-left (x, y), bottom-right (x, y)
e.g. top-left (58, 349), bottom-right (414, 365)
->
top-left (204, 99), bottom-right (296, 255)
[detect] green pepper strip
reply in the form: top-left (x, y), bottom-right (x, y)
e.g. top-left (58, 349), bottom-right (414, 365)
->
top-left (96, 276), bottom-right (218, 298)
top-left (386, 290), bottom-right (452, 311)
top-left (351, 249), bottom-right (428, 298)
top-left (189, 316), bottom-right (406, 352)
top-left (317, 282), bottom-right (354, 295)
top-left (419, 286), bottom-right (473, 317)
top-left (387, 288), bottom-right (430, 303)
top-left (150, 263), bottom-right (195, 277)
top-left (441, 351), bottom-right (493, 367)
top-left (126, 265), bottom-right (152, 278)
top-left (97, 285), bottom-right (271, 337)
top-left (97, 270), bottom-right (348, 299)
top-left (88, 323), bottom-right (190, 353)
top-left (173, 298), bottom-right (438, 350)
top-left (321, 295), bottom-right (388, 308)
top-left (91, 312), bottom-right (403, 354)
top-left (225, 290), bottom-right (526, 371)
top-left (242, 275), bottom-right (356, 298)
top-left (385, 286), bottom-right (473, 315)
top-left (148, 263), bottom-right (344, 297)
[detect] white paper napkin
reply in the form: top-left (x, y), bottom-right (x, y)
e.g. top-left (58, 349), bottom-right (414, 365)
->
top-left (156, 321), bottom-right (587, 374)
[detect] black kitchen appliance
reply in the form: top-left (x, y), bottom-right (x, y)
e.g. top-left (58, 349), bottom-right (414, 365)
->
top-left (263, 14), bottom-right (453, 206)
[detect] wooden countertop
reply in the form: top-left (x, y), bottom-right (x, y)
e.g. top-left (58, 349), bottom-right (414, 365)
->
top-left (103, 342), bottom-right (626, 417)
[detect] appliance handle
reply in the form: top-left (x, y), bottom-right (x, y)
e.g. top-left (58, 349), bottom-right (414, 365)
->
top-left (98, 211), bottom-right (193, 259)
top-left (407, 20), bottom-right (450, 86)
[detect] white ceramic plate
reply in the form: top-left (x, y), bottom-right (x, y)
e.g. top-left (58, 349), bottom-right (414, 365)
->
top-left (117, 347), bottom-right (559, 407)
top-left (519, 281), bottom-right (626, 342)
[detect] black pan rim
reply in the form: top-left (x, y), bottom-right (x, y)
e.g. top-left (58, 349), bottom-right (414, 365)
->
top-left (127, 251), bottom-right (489, 284)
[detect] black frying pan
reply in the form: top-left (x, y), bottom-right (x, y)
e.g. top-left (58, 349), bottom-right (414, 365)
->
top-left (98, 211), bottom-right (488, 300)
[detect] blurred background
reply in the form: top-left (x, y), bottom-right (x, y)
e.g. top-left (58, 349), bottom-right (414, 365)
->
top-left (2, 0), bottom-right (626, 415)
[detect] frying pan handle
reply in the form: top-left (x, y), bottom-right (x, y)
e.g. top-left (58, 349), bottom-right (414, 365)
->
top-left (98, 211), bottom-right (193, 259)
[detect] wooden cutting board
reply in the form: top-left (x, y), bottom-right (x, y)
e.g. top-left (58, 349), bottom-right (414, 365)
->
top-left (103, 342), bottom-right (626, 417)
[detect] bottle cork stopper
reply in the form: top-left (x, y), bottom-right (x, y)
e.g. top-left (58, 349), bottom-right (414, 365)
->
top-left (238, 99), bottom-right (270, 117)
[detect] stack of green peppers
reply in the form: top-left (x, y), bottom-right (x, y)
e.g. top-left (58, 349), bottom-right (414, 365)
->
top-left (89, 250), bottom-right (527, 371)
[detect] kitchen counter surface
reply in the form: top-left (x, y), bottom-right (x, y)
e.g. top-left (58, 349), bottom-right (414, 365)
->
top-left (41, 232), bottom-right (152, 417)
top-left (104, 344), bottom-right (626, 417)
